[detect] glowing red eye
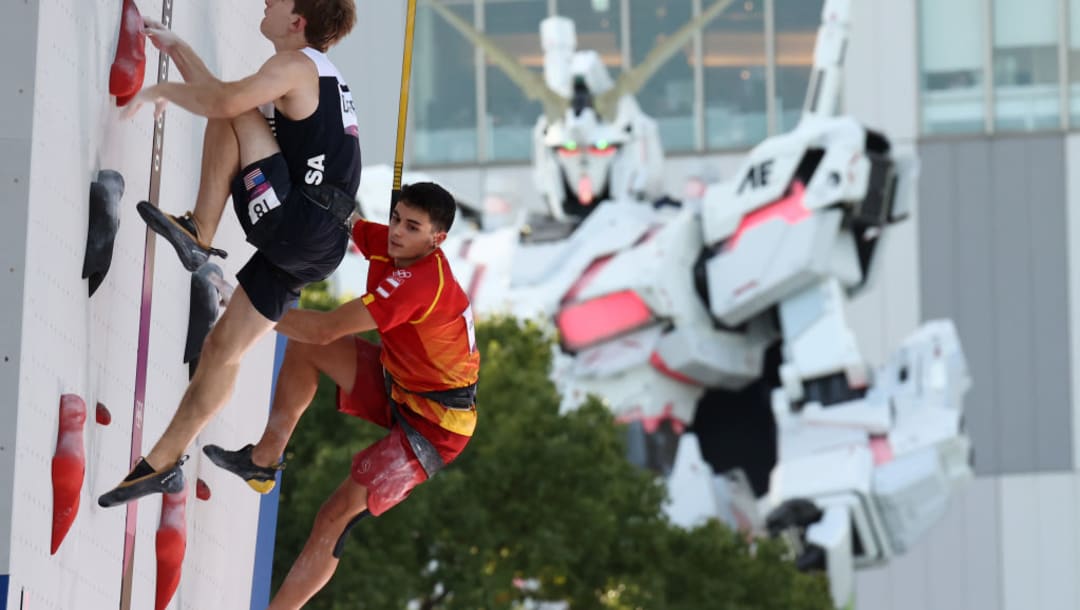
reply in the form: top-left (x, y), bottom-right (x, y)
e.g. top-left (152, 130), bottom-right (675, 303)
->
top-left (588, 145), bottom-right (616, 157)
top-left (555, 290), bottom-right (655, 352)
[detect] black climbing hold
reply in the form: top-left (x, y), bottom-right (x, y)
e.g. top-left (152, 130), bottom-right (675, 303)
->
top-left (185, 262), bottom-right (226, 379)
top-left (82, 170), bottom-right (125, 296)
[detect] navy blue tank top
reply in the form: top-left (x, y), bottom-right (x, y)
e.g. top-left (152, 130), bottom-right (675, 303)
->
top-left (264, 48), bottom-right (362, 197)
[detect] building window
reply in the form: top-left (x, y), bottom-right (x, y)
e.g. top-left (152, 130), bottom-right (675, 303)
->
top-left (919, 0), bottom-right (987, 134)
top-left (774, 0), bottom-right (822, 131)
top-left (484, 0), bottom-right (548, 162)
top-left (993, 0), bottom-right (1060, 131)
top-left (414, 1), bottom-right (477, 164)
top-left (629, 0), bottom-right (696, 152)
top-left (704, 0), bottom-right (767, 149)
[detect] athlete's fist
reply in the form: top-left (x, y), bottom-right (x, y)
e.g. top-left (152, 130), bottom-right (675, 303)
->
top-left (143, 18), bottom-right (183, 53)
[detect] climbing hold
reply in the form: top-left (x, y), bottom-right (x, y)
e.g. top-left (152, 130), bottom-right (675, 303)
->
top-left (206, 267), bottom-right (235, 307)
top-left (185, 263), bottom-right (226, 379)
top-left (51, 394), bottom-right (87, 555)
top-left (195, 478), bottom-right (211, 501)
top-left (95, 402), bottom-right (112, 426)
top-left (155, 488), bottom-right (187, 610)
top-left (109, 0), bottom-right (146, 106)
top-left (82, 170), bottom-right (125, 296)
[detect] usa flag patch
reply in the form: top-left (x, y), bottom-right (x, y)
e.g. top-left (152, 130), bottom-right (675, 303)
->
top-left (243, 168), bottom-right (270, 197)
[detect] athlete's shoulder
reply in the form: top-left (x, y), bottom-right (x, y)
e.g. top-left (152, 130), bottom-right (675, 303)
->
top-left (431, 251), bottom-right (470, 306)
top-left (402, 251), bottom-right (441, 285)
top-left (296, 47), bottom-right (347, 81)
top-left (260, 49), bottom-right (318, 77)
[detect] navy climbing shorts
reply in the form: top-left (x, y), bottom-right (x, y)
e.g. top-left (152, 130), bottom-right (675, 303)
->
top-left (230, 153), bottom-right (349, 322)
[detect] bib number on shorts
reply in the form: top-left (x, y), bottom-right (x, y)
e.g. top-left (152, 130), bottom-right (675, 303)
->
top-left (248, 189), bottom-right (283, 226)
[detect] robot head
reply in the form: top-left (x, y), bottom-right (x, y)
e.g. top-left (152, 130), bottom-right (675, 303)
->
top-left (543, 86), bottom-right (627, 219)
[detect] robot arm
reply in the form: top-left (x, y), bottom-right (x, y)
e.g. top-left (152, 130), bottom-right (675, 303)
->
top-left (774, 277), bottom-right (870, 409)
top-left (801, 0), bottom-right (852, 121)
top-left (767, 320), bottom-right (972, 609)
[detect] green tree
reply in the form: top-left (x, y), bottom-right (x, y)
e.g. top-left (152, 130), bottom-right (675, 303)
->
top-left (273, 283), bottom-right (832, 609)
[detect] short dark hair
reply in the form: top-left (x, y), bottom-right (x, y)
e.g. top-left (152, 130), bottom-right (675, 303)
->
top-left (398, 182), bottom-right (457, 233)
top-left (293, 0), bottom-right (357, 52)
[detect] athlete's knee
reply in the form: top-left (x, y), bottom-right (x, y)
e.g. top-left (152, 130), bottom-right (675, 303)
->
top-left (316, 493), bottom-right (351, 527)
top-left (230, 108), bottom-right (266, 125)
top-left (199, 322), bottom-right (245, 366)
top-left (205, 117), bottom-right (232, 134)
top-left (284, 338), bottom-right (315, 359)
top-left (282, 340), bottom-right (322, 373)
top-left (331, 509), bottom-right (369, 559)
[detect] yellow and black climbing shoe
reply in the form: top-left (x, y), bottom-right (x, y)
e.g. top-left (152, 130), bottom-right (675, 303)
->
top-left (202, 443), bottom-right (283, 494)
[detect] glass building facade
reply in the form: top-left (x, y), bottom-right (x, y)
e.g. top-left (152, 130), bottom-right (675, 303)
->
top-left (412, 0), bottom-right (1080, 166)
top-left (920, 0), bottom-right (1080, 135)
top-left (412, 0), bottom-right (824, 165)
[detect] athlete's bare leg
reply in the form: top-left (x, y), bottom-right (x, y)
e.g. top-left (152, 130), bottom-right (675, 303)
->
top-left (144, 288), bottom-right (276, 468)
top-left (250, 336), bottom-right (360, 468)
top-left (268, 479), bottom-right (370, 610)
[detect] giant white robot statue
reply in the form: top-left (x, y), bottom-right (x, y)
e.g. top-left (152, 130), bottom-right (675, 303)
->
top-left (418, 2), bottom-right (972, 606)
top-left (546, 0), bottom-right (973, 606)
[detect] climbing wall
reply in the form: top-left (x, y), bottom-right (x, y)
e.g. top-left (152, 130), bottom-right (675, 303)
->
top-left (0, 1), bottom-right (284, 609)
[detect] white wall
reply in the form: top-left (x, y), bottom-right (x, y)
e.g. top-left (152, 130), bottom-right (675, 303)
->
top-left (845, 0), bottom-right (919, 144)
top-left (2, 1), bottom-right (280, 608)
top-left (998, 472), bottom-right (1080, 610)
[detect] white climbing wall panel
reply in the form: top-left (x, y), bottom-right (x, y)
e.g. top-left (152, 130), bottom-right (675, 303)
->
top-left (0, 1), bottom-right (282, 609)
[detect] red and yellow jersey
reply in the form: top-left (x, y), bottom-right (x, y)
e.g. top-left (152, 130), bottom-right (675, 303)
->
top-left (352, 219), bottom-right (480, 436)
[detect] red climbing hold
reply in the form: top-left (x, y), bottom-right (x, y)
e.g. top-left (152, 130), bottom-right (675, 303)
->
top-left (155, 489), bottom-right (187, 610)
top-left (195, 478), bottom-right (211, 501)
top-left (51, 394), bottom-right (87, 555)
top-left (109, 0), bottom-right (146, 106)
top-left (95, 402), bottom-right (112, 426)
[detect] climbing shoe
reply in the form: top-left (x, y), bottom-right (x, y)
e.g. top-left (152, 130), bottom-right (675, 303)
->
top-left (202, 444), bottom-right (283, 494)
top-left (98, 455), bottom-right (188, 508)
top-left (137, 202), bottom-right (228, 272)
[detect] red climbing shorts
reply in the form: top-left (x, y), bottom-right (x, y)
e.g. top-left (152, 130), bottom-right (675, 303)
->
top-left (337, 338), bottom-right (471, 516)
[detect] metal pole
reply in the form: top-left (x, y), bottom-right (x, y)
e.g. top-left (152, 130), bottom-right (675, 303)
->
top-left (393, 0), bottom-right (419, 206)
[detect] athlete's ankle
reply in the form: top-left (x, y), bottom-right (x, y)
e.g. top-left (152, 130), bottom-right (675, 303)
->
top-left (143, 452), bottom-right (177, 472)
top-left (250, 444), bottom-right (280, 469)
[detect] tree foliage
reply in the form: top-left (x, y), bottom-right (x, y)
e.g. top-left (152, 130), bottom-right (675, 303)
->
top-left (273, 283), bottom-right (832, 609)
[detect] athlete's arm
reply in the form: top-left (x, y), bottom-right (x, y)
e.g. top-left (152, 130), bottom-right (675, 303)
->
top-left (275, 298), bottom-right (378, 346)
top-left (129, 51), bottom-right (315, 119)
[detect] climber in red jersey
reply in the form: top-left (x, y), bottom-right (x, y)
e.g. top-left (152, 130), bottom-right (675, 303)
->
top-left (205, 182), bottom-right (480, 609)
